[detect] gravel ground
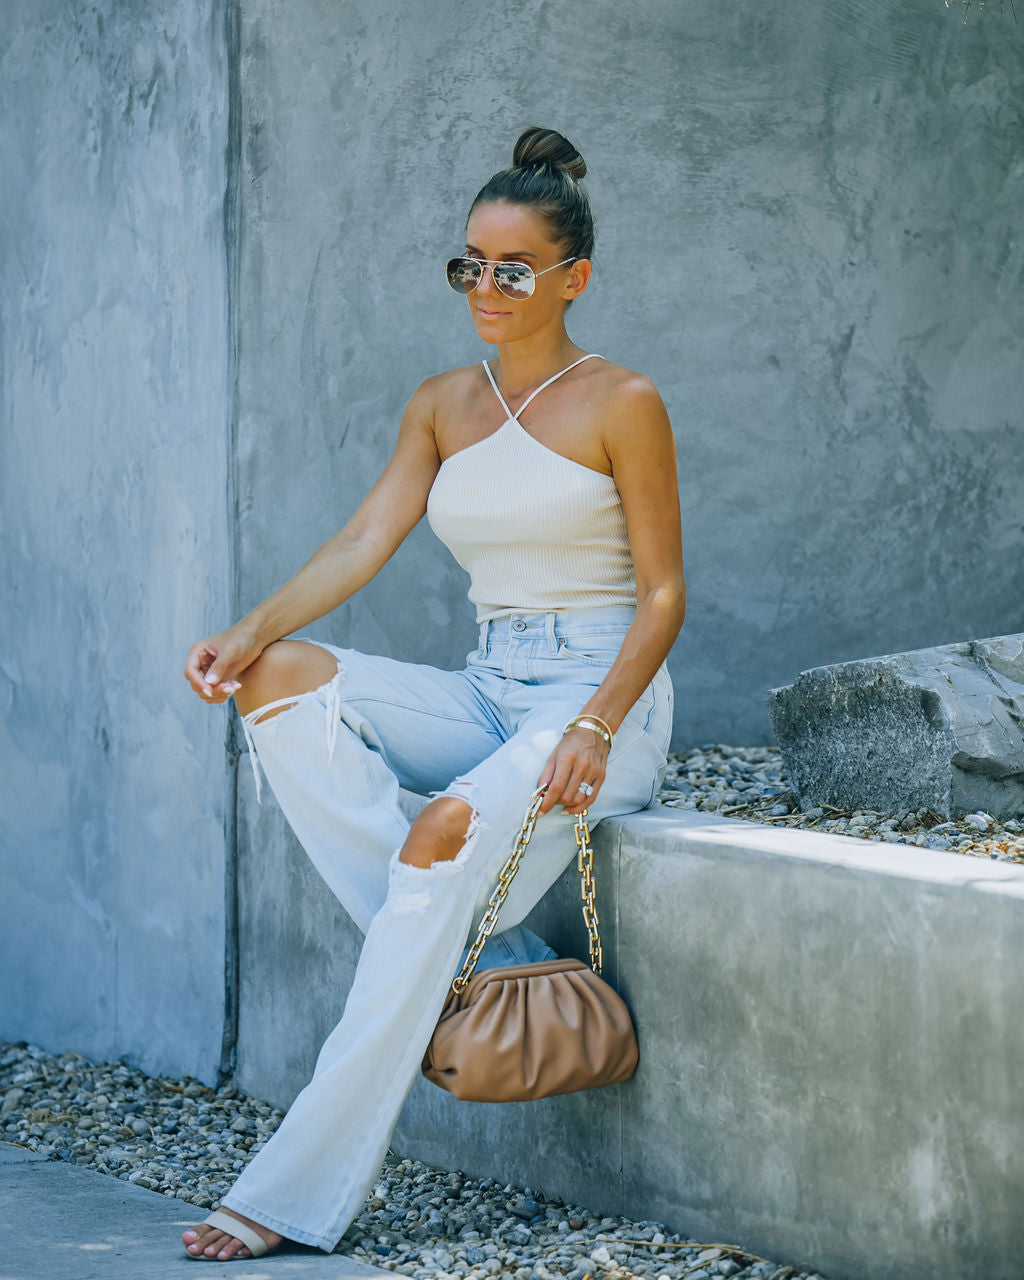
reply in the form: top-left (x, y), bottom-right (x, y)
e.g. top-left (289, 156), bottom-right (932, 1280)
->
top-left (656, 745), bottom-right (1024, 864)
top-left (2, 1040), bottom-right (824, 1280)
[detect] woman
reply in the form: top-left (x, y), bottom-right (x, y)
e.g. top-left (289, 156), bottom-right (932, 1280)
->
top-left (182, 126), bottom-right (685, 1261)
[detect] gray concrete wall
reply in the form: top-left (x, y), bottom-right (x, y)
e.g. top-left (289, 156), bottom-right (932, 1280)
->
top-left (234, 773), bottom-right (1024, 1280)
top-left (235, 0), bottom-right (1023, 747)
top-left (0, 0), bottom-right (232, 1081)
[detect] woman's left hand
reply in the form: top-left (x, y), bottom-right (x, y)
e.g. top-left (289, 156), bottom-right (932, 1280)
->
top-left (537, 727), bottom-right (610, 815)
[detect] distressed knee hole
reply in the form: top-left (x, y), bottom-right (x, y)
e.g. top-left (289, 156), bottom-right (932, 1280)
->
top-left (239, 657), bottom-right (346, 805)
top-left (388, 785), bottom-right (486, 908)
top-left (398, 789), bottom-right (480, 870)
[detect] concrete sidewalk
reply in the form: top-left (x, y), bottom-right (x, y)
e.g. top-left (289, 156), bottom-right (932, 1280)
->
top-left (0, 1144), bottom-right (391, 1280)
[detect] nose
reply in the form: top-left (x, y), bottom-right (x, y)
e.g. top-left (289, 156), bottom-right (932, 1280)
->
top-left (474, 263), bottom-right (501, 298)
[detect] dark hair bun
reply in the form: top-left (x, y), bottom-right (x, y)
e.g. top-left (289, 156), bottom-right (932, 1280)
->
top-left (470, 127), bottom-right (595, 265)
top-left (512, 127), bottom-right (587, 181)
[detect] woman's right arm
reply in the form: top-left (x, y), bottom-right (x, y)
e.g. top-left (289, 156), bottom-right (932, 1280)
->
top-left (184, 378), bottom-right (443, 701)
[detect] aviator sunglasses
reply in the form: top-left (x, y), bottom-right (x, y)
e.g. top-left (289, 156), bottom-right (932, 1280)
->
top-left (446, 255), bottom-right (577, 301)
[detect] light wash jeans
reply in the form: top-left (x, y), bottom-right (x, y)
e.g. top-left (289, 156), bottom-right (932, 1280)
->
top-left (222, 605), bottom-right (673, 1250)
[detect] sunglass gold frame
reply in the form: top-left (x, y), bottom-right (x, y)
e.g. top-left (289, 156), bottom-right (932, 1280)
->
top-left (445, 256), bottom-right (577, 301)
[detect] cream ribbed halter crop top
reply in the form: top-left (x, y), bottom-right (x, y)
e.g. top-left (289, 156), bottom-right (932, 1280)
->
top-left (426, 354), bottom-right (637, 622)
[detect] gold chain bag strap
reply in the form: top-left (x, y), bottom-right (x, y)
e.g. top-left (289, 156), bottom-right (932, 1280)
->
top-left (422, 789), bottom-right (639, 1102)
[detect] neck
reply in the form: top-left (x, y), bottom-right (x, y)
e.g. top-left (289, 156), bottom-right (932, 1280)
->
top-left (491, 319), bottom-right (584, 398)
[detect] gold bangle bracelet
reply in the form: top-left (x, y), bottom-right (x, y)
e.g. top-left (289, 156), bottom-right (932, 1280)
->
top-left (580, 714), bottom-right (614, 742)
top-left (565, 714), bottom-right (614, 743)
top-left (563, 715), bottom-right (613, 749)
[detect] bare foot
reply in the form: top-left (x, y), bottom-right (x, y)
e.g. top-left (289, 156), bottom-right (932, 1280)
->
top-left (182, 1206), bottom-right (283, 1260)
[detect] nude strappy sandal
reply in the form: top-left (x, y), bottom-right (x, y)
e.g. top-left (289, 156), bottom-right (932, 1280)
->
top-left (186, 1210), bottom-right (274, 1260)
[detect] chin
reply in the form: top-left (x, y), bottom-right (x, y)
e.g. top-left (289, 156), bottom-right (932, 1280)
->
top-left (472, 316), bottom-right (513, 338)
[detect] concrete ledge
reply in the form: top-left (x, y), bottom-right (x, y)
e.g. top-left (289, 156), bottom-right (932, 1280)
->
top-left (234, 768), bottom-right (1024, 1280)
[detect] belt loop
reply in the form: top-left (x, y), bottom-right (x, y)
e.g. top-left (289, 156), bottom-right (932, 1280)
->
top-left (545, 611), bottom-right (557, 654)
top-left (478, 620), bottom-right (489, 656)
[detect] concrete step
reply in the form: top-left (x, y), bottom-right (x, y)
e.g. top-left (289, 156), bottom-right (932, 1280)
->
top-left (0, 1143), bottom-right (390, 1279)
top-left (0, 1141), bottom-right (389, 1280)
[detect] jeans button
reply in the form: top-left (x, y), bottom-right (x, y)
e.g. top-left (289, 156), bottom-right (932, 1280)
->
top-left (512, 619), bottom-right (526, 633)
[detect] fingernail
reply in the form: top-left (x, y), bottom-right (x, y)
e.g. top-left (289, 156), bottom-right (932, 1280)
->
top-left (201, 686), bottom-right (212, 697)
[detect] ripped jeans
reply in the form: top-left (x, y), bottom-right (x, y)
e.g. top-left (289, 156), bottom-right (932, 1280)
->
top-left (221, 605), bottom-right (673, 1250)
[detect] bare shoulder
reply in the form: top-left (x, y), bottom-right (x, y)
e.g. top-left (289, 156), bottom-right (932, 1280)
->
top-left (405, 363), bottom-right (482, 423)
top-left (588, 360), bottom-right (673, 451)
top-left (413, 363), bottom-right (482, 403)
top-left (589, 359), bottom-right (668, 411)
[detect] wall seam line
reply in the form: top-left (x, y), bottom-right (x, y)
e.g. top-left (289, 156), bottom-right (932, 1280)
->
top-left (218, 0), bottom-right (243, 1084)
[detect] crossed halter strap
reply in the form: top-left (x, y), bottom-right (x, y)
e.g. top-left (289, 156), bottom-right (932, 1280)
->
top-left (481, 353), bottom-right (603, 421)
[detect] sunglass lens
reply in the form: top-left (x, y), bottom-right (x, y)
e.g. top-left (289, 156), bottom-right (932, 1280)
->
top-left (446, 257), bottom-right (481, 293)
top-left (492, 263), bottom-right (535, 300)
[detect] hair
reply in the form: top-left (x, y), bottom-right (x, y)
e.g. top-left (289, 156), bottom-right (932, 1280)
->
top-left (468, 127), bottom-right (595, 262)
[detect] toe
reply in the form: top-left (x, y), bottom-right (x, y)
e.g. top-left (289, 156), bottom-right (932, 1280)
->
top-left (217, 1240), bottom-right (252, 1260)
top-left (184, 1225), bottom-right (217, 1255)
top-left (183, 1224), bottom-right (211, 1246)
top-left (202, 1231), bottom-right (231, 1257)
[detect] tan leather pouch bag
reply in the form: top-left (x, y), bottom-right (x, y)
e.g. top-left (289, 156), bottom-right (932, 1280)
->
top-left (422, 791), bottom-right (639, 1103)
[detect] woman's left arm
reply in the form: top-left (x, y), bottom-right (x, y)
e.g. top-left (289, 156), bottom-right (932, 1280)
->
top-left (538, 374), bottom-right (685, 815)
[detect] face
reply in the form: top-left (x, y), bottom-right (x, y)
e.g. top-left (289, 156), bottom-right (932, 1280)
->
top-left (460, 200), bottom-right (589, 342)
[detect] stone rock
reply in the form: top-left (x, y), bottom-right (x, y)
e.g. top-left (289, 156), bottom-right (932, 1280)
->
top-left (766, 633), bottom-right (1024, 819)
top-left (1, 1088), bottom-right (24, 1115)
top-left (510, 1197), bottom-right (540, 1220)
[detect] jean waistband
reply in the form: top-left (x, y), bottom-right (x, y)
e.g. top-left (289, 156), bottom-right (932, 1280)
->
top-left (478, 605), bottom-right (636, 647)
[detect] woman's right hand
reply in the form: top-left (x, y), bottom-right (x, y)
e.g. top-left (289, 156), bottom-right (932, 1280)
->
top-left (184, 624), bottom-right (263, 704)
